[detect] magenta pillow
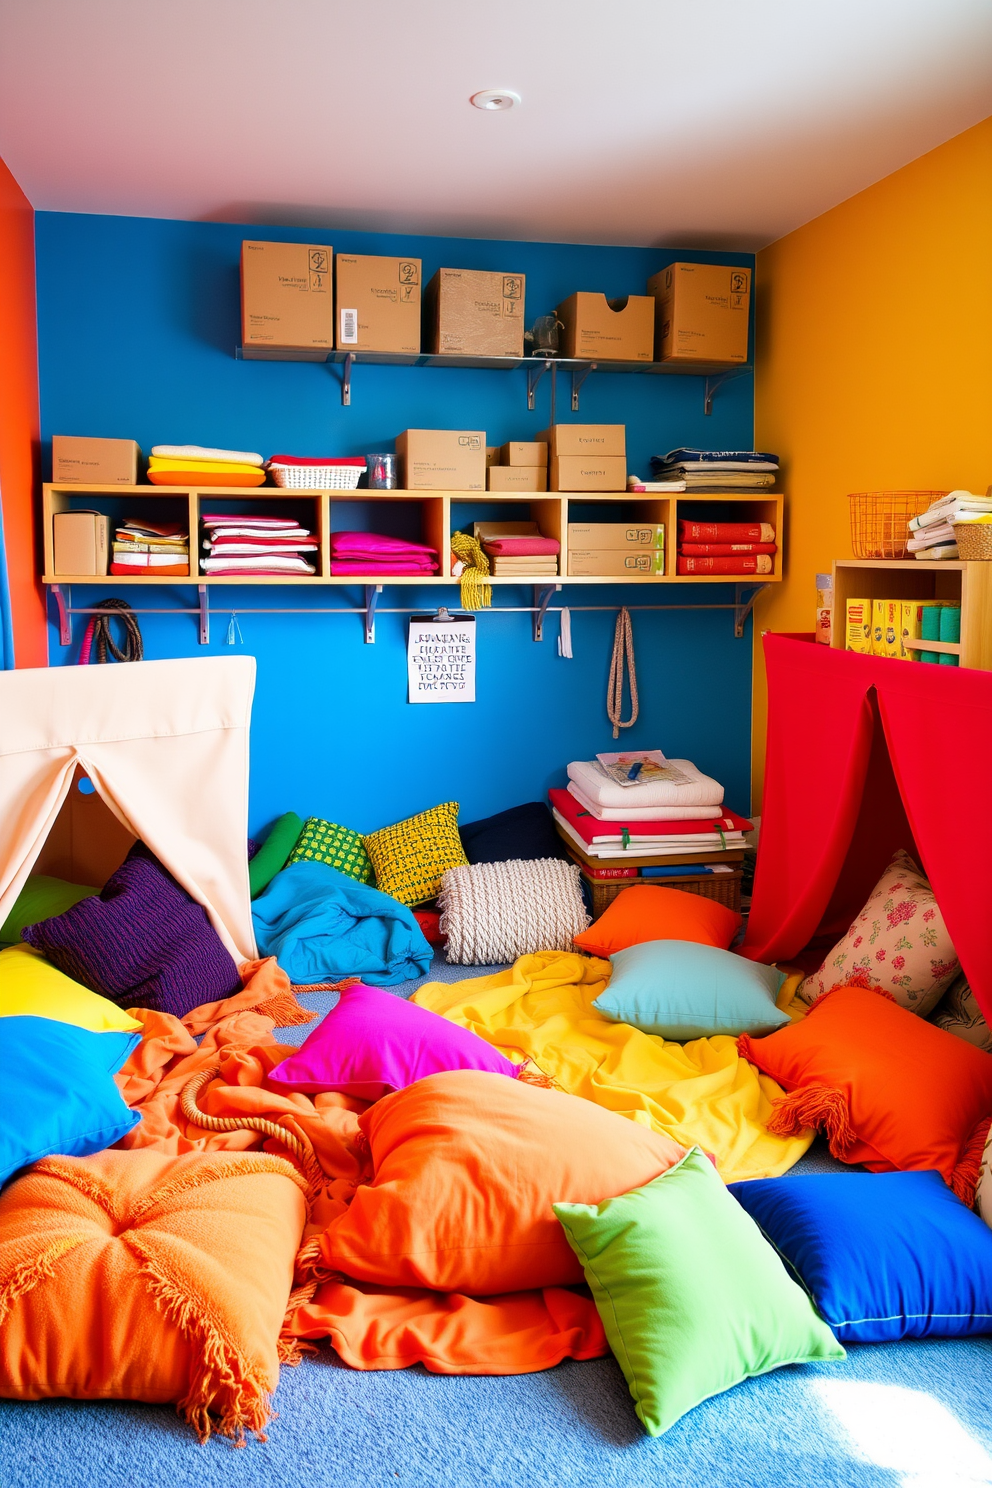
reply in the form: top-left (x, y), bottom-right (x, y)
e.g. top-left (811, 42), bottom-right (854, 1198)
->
top-left (266, 981), bottom-right (522, 1100)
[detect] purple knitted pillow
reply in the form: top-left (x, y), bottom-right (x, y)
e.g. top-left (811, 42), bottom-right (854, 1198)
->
top-left (23, 844), bottom-right (241, 1018)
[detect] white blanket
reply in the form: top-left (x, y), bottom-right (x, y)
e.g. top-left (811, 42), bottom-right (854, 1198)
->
top-left (567, 781), bottom-right (725, 821)
top-left (567, 758), bottom-right (724, 811)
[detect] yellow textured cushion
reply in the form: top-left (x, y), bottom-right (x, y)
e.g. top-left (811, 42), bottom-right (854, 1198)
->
top-left (0, 945), bottom-right (142, 1034)
top-left (364, 802), bottom-right (467, 907)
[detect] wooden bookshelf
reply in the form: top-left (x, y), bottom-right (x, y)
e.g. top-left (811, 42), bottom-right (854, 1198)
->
top-left (831, 558), bottom-right (992, 671)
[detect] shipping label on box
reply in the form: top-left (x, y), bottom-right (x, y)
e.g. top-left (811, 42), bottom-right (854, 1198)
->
top-left (556, 293), bottom-right (655, 362)
top-left (647, 262), bottom-right (750, 365)
top-left (52, 436), bottom-right (140, 485)
top-left (424, 269), bottom-right (525, 357)
top-left (241, 240), bottom-right (333, 352)
top-left (539, 424), bottom-right (626, 457)
top-left (568, 549), bottom-right (665, 576)
top-left (568, 522), bottom-right (664, 550)
top-left (396, 429), bottom-right (486, 491)
top-left (487, 466), bottom-right (547, 492)
top-left (335, 254), bottom-right (421, 354)
top-left (845, 599), bottom-right (872, 653)
top-left (550, 455), bottom-right (627, 492)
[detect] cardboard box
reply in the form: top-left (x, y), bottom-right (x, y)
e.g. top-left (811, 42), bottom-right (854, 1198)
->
top-left (647, 262), bottom-right (750, 365)
top-left (334, 254), bottom-right (421, 354)
top-left (568, 549), bottom-right (665, 576)
top-left (487, 466), bottom-right (547, 492)
top-left (53, 511), bottom-right (109, 575)
top-left (486, 446), bottom-right (501, 467)
top-left (539, 425), bottom-right (625, 458)
top-left (550, 455), bottom-right (627, 492)
top-left (241, 240), bottom-right (333, 355)
top-left (52, 436), bottom-right (140, 485)
top-left (556, 292), bottom-right (654, 362)
top-left (500, 441), bottom-right (548, 467)
top-left (568, 522), bottom-right (664, 551)
top-left (423, 269), bottom-right (525, 357)
top-left (396, 429), bottom-right (486, 491)
top-left (815, 572), bottom-right (833, 645)
top-left (845, 599), bottom-right (872, 653)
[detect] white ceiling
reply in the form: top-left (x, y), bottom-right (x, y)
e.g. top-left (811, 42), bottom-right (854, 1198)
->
top-left (1, 0), bottom-right (990, 250)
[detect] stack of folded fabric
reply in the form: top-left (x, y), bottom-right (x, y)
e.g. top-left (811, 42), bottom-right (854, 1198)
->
top-left (328, 531), bottom-right (439, 576)
top-left (649, 449), bottom-right (779, 492)
top-left (109, 520), bottom-right (189, 576)
top-left (676, 518), bottom-right (777, 576)
top-left (201, 513), bottom-right (318, 576)
top-left (147, 445), bottom-right (266, 487)
top-left (474, 520), bottom-right (559, 577)
top-left (908, 490), bottom-right (992, 560)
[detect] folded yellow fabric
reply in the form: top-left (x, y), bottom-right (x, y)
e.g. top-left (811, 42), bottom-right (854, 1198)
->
top-left (147, 458), bottom-right (262, 475)
top-left (412, 950), bottom-right (812, 1183)
top-left (0, 944), bottom-right (142, 1034)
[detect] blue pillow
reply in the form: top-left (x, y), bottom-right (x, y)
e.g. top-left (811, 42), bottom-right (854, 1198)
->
top-left (1, 1016), bottom-right (140, 1188)
top-left (729, 1169), bottom-right (992, 1343)
top-left (593, 940), bottom-right (789, 1040)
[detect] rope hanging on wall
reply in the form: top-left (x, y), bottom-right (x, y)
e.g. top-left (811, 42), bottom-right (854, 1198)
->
top-left (607, 606), bottom-right (638, 739)
top-left (78, 598), bottom-right (144, 664)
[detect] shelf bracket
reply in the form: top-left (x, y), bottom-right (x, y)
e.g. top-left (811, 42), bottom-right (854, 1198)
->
top-left (532, 584), bottom-right (561, 642)
top-left (365, 584), bottom-right (382, 644)
top-left (571, 362), bottom-right (596, 412)
top-left (704, 369), bottom-right (740, 416)
top-left (526, 360), bottom-right (550, 411)
top-left (51, 584), bottom-right (72, 647)
top-left (339, 352), bottom-right (355, 407)
top-left (733, 583), bottom-right (768, 638)
top-left (198, 585), bottom-right (210, 645)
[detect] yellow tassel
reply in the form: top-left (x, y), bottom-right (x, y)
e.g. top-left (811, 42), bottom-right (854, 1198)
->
top-left (450, 532), bottom-right (492, 610)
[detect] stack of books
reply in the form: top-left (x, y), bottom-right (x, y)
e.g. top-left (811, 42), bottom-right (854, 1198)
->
top-left (110, 520), bottom-right (189, 576)
top-left (550, 787), bottom-right (751, 862)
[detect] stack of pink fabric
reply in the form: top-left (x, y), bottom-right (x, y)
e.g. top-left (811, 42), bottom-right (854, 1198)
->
top-left (329, 531), bottom-right (439, 575)
top-left (201, 514), bottom-right (318, 576)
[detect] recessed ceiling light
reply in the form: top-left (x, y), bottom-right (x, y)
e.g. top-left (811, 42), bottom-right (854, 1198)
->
top-left (470, 90), bottom-right (520, 111)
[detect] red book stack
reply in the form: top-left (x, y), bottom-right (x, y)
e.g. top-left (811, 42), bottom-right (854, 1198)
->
top-left (677, 520), bottom-right (778, 577)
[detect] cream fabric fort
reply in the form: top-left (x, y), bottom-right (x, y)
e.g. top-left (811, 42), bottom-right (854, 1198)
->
top-left (0, 656), bottom-right (256, 961)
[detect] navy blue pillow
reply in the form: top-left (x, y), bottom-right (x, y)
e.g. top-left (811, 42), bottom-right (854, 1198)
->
top-left (459, 802), bottom-right (567, 865)
top-left (729, 1169), bottom-right (992, 1343)
top-left (1, 1016), bottom-right (140, 1188)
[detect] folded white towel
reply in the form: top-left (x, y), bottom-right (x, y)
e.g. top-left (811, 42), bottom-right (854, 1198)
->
top-left (567, 758), bottom-right (724, 810)
top-left (566, 781), bottom-right (725, 822)
top-left (151, 444), bottom-right (264, 466)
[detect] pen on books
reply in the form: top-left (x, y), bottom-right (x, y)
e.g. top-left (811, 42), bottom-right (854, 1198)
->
top-left (626, 762), bottom-right (643, 781)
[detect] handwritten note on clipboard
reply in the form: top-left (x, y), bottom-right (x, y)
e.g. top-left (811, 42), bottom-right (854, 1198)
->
top-left (408, 611), bottom-right (476, 703)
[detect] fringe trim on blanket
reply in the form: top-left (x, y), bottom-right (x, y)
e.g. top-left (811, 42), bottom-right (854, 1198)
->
top-left (0, 1234), bottom-right (91, 1326)
top-left (952, 1114), bottom-right (992, 1206)
top-left (811, 982), bottom-right (898, 1010)
top-left (764, 1084), bottom-right (857, 1157)
top-left (124, 1232), bottom-right (275, 1446)
top-left (278, 1281), bottom-right (320, 1364)
top-left (515, 1060), bottom-right (561, 1092)
top-left (292, 978), bottom-right (361, 994)
top-left (294, 1236), bottom-right (336, 1287)
top-left (248, 988), bottom-right (315, 1027)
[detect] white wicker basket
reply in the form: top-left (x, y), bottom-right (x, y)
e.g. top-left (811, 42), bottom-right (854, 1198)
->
top-left (268, 460), bottom-right (365, 490)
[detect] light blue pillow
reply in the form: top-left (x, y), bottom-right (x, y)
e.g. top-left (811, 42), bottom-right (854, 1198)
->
top-left (593, 939), bottom-right (789, 1040)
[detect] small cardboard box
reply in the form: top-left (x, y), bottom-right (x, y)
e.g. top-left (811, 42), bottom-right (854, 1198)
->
top-left (845, 599), bottom-right (872, 653)
top-left (500, 441), bottom-right (548, 467)
top-left (423, 269), bottom-right (525, 357)
top-left (538, 425), bottom-right (625, 458)
top-left (550, 455), bottom-right (627, 492)
top-left (53, 511), bottom-right (109, 575)
top-left (568, 522), bottom-right (664, 551)
top-left (396, 429), bottom-right (486, 491)
top-left (241, 240), bottom-right (333, 355)
top-left (647, 262), bottom-right (750, 365)
top-left (52, 436), bottom-right (140, 485)
top-left (568, 549), bottom-right (665, 576)
top-left (488, 466), bottom-right (547, 492)
top-left (486, 446), bottom-right (501, 467)
top-left (334, 254), bottom-right (421, 354)
top-left (556, 293), bottom-right (654, 362)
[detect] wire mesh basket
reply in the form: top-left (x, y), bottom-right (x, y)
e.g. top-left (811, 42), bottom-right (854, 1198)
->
top-left (953, 522), bottom-right (992, 560)
top-left (848, 491), bottom-right (947, 559)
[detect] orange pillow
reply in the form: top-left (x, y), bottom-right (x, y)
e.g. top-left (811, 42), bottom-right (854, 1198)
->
top-left (738, 985), bottom-right (992, 1202)
top-left (310, 1069), bottom-right (685, 1295)
top-left (0, 1149), bottom-right (307, 1442)
top-left (573, 884), bottom-right (741, 958)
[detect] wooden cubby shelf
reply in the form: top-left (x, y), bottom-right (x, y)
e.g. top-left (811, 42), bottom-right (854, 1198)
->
top-left (831, 558), bottom-right (992, 671)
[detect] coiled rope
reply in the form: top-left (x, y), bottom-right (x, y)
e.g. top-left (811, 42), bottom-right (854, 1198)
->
top-left (79, 597), bottom-right (144, 664)
top-left (607, 606), bottom-right (638, 738)
top-left (180, 1065), bottom-right (325, 1196)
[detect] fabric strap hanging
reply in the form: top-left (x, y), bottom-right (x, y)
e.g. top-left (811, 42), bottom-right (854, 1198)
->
top-left (607, 607), bottom-right (639, 739)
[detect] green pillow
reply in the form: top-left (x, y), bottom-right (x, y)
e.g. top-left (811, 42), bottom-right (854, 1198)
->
top-left (249, 812), bottom-right (305, 899)
top-left (554, 1147), bottom-right (845, 1436)
top-left (287, 816), bottom-right (374, 886)
top-left (594, 939), bottom-right (790, 1040)
top-left (0, 874), bottom-right (99, 946)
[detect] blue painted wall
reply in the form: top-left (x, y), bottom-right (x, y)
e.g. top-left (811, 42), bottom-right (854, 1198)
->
top-left (35, 213), bottom-right (755, 837)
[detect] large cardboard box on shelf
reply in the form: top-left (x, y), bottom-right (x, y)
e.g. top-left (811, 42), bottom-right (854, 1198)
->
top-left (539, 424), bottom-right (625, 458)
top-left (53, 511), bottom-right (109, 576)
top-left (52, 436), bottom-right (140, 485)
top-left (568, 522), bottom-right (664, 551)
top-left (487, 466), bottom-right (547, 492)
top-left (647, 262), bottom-right (750, 365)
top-left (334, 254), bottom-right (421, 354)
top-left (550, 455), bottom-right (627, 492)
top-left (568, 549), bottom-right (665, 576)
top-left (241, 240), bottom-right (333, 355)
top-left (396, 429), bottom-right (486, 491)
top-left (423, 269), bottom-right (525, 357)
top-left (500, 441), bottom-right (548, 466)
top-left (556, 293), bottom-right (654, 362)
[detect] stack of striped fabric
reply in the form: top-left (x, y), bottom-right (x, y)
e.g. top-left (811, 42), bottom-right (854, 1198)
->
top-left (147, 445), bottom-right (266, 487)
top-left (110, 520), bottom-right (189, 576)
top-left (201, 514), bottom-right (318, 576)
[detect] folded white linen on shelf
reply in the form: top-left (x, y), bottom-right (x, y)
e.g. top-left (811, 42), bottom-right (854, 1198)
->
top-left (152, 444), bottom-right (265, 466)
top-left (566, 780), bottom-right (723, 822)
top-left (566, 758), bottom-right (724, 810)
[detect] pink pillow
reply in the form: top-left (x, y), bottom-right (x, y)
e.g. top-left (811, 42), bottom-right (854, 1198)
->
top-left (266, 981), bottom-right (521, 1100)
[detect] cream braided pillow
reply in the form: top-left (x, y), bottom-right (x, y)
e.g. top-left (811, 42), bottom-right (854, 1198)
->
top-left (439, 859), bottom-right (590, 966)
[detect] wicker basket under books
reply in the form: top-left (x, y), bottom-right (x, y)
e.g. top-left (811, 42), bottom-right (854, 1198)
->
top-left (952, 522), bottom-right (992, 560)
top-left (579, 869), bottom-right (743, 918)
top-left (848, 490), bottom-right (947, 559)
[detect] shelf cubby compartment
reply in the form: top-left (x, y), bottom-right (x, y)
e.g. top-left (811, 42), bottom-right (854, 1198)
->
top-left (327, 493), bottom-right (448, 580)
top-left (196, 488), bottom-right (324, 583)
top-left (563, 495), bottom-right (672, 578)
top-left (672, 493), bottom-right (784, 582)
top-left (43, 483), bottom-right (196, 582)
top-left (831, 558), bottom-right (992, 671)
top-left (450, 494), bottom-right (564, 582)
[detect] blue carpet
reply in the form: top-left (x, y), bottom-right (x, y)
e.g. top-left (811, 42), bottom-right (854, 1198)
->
top-left (4, 956), bottom-right (992, 1487)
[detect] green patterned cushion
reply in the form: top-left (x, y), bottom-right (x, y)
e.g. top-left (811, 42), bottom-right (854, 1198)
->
top-left (288, 817), bottom-right (374, 885)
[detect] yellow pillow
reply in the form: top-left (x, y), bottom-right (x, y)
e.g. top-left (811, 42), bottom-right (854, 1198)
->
top-left (0, 945), bottom-right (142, 1034)
top-left (363, 802), bottom-right (467, 907)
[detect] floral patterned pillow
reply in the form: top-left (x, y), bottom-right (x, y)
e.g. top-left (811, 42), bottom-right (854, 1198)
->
top-left (797, 849), bottom-right (959, 1014)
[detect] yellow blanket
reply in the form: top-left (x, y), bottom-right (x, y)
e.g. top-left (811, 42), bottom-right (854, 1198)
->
top-left (413, 951), bottom-right (811, 1183)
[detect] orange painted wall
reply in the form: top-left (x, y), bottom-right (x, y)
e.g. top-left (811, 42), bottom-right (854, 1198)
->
top-left (0, 153), bottom-right (45, 666)
top-left (752, 115), bottom-right (992, 806)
